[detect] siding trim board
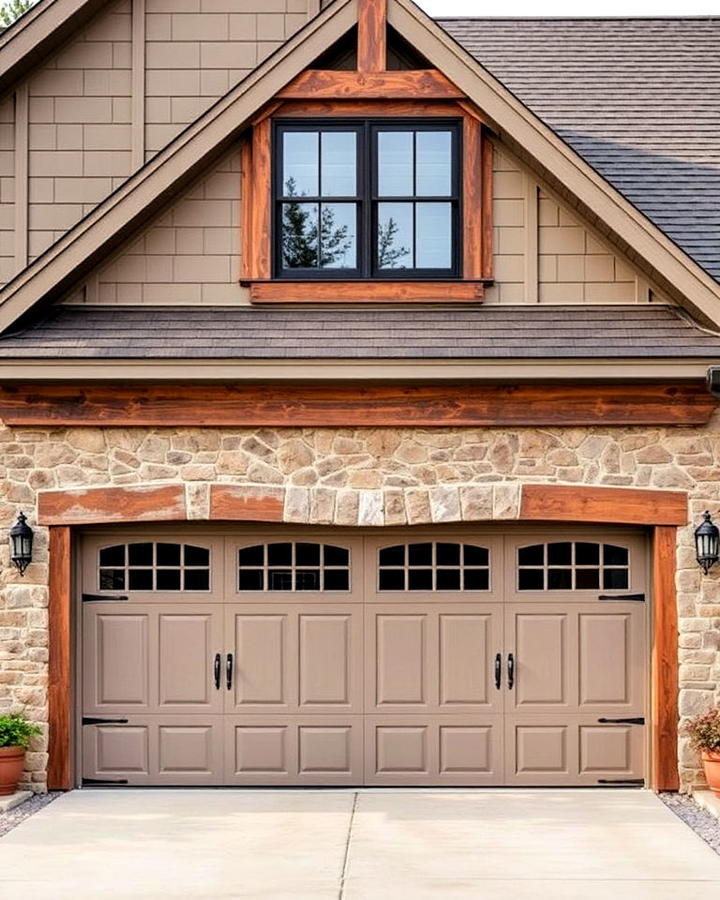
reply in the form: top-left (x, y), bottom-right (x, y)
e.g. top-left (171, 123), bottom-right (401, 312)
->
top-left (44, 482), bottom-right (683, 791)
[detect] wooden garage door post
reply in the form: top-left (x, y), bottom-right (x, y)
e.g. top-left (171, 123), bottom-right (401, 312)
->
top-left (45, 483), bottom-right (683, 792)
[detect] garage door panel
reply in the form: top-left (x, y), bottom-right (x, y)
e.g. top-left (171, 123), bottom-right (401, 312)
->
top-left (230, 612), bottom-right (289, 709)
top-left (83, 607), bottom-right (150, 713)
top-left (158, 612), bottom-right (224, 712)
top-left (374, 613), bottom-right (428, 707)
top-left (578, 607), bottom-right (645, 713)
top-left (507, 609), bottom-right (571, 710)
top-left (224, 716), bottom-right (363, 785)
top-left (82, 717), bottom-right (223, 785)
top-left (365, 716), bottom-right (503, 785)
top-left (439, 613), bottom-right (495, 706)
top-left (299, 613), bottom-right (359, 709)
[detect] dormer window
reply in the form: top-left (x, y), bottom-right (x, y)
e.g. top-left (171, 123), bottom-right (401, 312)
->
top-left (275, 121), bottom-right (460, 279)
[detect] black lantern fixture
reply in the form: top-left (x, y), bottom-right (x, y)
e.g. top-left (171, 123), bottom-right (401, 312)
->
top-left (694, 510), bottom-right (720, 575)
top-left (9, 512), bottom-right (33, 576)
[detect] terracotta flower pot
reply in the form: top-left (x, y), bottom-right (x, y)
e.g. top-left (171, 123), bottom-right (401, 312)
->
top-left (0, 746), bottom-right (25, 796)
top-left (701, 749), bottom-right (720, 796)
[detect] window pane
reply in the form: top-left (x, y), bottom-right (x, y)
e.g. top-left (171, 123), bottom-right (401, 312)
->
top-left (269, 570), bottom-right (293, 591)
top-left (324, 569), bottom-right (349, 591)
top-left (268, 543), bottom-right (292, 566)
top-left (463, 545), bottom-right (488, 566)
top-left (548, 568), bottom-right (572, 590)
top-left (296, 543), bottom-right (320, 566)
top-left (408, 543), bottom-right (433, 566)
top-left (239, 570), bottom-right (264, 591)
top-left (464, 569), bottom-right (489, 591)
top-left (603, 569), bottom-right (629, 590)
top-left (295, 570), bottom-right (321, 591)
top-left (100, 545), bottom-right (125, 567)
top-left (129, 542), bottom-right (153, 566)
top-left (436, 569), bottom-right (460, 590)
top-left (548, 542), bottom-right (572, 565)
top-left (575, 569), bottom-right (600, 590)
top-left (415, 203), bottom-right (451, 269)
top-left (604, 545), bottom-right (629, 566)
top-left (416, 130), bottom-right (451, 196)
top-left (320, 203), bottom-right (356, 269)
top-left (239, 545), bottom-right (264, 567)
top-left (128, 569), bottom-right (153, 591)
top-left (408, 568), bottom-right (433, 591)
top-left (379, 546), bottom-right (404, 566)
top-left (184, 545), bottom-right (209, 567)
top-left (576, 542), bottom-right (600, 565)
top-left (519, 545), bottom-right (544, 566)
top-left (157, 542), bottom-right (181, 566)
top-left (378, 131), bottom-right (413, 196)
top-left (184, 569), bottom-right (210, 591)
top-left (518, 569), bottom-right (544, 591)
top-left (379, 568), bottom-right (405, 591)
top-left (157, 569), bottom-right (181, 591)
top-left (282, 202), bottom-right (318, 268)
top-left (321, 131), bottom-right (356, 196)
top-left (324, 545), bottom-right (349, 566)
top-left (436, 543), bottom-right (460, 566)
top-left (100, 569), bottom-right (125, 590)
top-left (283, 131), bottom-right (318, 197)
top-left (377, 202), bottom-right (413, 269)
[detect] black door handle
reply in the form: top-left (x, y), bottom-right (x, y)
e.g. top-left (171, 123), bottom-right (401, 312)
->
top-left (213, 653), bottom-right (221, 690)
top-left (494, 652), bottom-right (502, 690)
top-left (226, 653), bottom-right (233, 690)
top-left (507, 653), bottom-right (515, 690)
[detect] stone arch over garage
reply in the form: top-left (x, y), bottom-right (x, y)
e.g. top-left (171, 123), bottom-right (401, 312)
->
top-left (40, 481), bottom-right (687, 792)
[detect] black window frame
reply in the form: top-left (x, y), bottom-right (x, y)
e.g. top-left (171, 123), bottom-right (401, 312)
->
top-left (273, 118), bottom-right (462, 280)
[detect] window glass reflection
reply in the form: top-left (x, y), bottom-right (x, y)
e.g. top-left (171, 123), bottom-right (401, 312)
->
top-left (378, 131), bottom-right (413, 196)
top-left (416, 130), bottom-right (451, 196)
top-left (283, 131), bottom-right (318, 197)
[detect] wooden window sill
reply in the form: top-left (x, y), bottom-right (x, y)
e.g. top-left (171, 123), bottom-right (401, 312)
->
top-left (247, 281), bottom-right (485, 303)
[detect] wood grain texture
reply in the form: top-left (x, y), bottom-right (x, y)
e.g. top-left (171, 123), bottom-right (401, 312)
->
top-left (250, 117), bottom-right (272, 280)
top-left (210, 485), bottom-right (285, 522)
top-left (652, 525), bottom-right (680, 791)
top-left (38, 484), bottom-right (187, 525)
top-left (481, 132), bottom-right (494, 280)
top-left (3, 382), bottom-right (715, 429)
top-left (276, 69), bottom-right (464, 100)
top-left (274, 99), bottom-right (465, 118)
top-left (48, 526), bottom-right (71, 790)
top-left (521, 484), bottom-right (688, 526)
top-left (249, 281), bottom-right (484, 302)
top-left (357, 0), bottom-right (386, 72)
top-left (463, 116), bottom-right (482, 280)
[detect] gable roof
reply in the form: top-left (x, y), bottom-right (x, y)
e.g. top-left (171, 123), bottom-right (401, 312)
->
top-left (2, 1), bottom-right (720, 338)
top-left (439, 17), bottom-right (720, 282)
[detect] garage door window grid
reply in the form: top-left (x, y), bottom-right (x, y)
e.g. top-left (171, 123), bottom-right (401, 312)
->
top-left (517, 542), bottom-right (629, 591)
top-left (377, 542), bottom-right (490, 591)
top-left (238, 542), bottom-right (351, 591)
top-left (98, 542), bottom-right (211, 591)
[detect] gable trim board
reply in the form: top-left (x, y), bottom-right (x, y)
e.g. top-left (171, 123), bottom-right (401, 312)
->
top-left (0, 1), bottom-right (720, 335)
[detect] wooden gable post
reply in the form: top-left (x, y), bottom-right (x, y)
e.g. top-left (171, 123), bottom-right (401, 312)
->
top-left (357, 0), bottom-right (387, 73)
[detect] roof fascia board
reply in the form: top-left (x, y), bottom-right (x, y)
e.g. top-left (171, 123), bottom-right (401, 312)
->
top-left (0, 0), bottom-right (357, 334)
top-left (388, 0), bottom-right (720, 329)
top-left (0, 0), bottom-right (108, 95)
top-left (0, 358), bottom-right (715, 381)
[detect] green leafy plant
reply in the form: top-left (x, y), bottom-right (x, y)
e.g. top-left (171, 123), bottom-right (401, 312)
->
top-left (0, 712), bottom-right (41, 749)
top-left (0, 0), bottom-right (35, 28)
top-left (683, 707), bottom-right (720, 753)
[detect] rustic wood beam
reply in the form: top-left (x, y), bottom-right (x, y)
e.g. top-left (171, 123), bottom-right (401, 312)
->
top-left (48, 526), bottom-right (71, 790)
top-left (2, 382), bottom-right (716, 429)
top-left (652, 525), bottom-right (680, 791)
top-left (249, 281), bottom-right (484, 302)
top-left (210, 485), bottom-right (285, 522)
top-left (276, 69), bottom-right (464, 100)
top-left (357, 0), bottom-right (386, 73)
top-left (274, 99), bottom-right (465, 118)
top-left (38, 484), bottom-right (187, 526)
top-left (520, 484), bottom-right (688, 527)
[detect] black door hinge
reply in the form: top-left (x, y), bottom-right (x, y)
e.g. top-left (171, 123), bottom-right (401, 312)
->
top-left (82, 593), bottom-right (129, 602)
top-left (597, 717), bottom-right (645, 726)
top-left (82, 716), bottom-right (129, 726)
top-left (597, 779), bottom-right (644, 786)
top-left (82, 778), bottom-right (129, 786)
top-left (598, 593), bottom-right (645, 602)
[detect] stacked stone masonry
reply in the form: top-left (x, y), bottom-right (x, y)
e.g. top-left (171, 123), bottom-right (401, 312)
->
top-left (1, 420), bottom-right (719, 792)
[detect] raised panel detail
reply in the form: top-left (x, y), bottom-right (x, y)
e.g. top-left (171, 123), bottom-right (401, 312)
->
top-left (299, 727), bottom-right (351, 773)
top-left (299, 616), bottom-right (350, 706)
top-left (439, 614), bottom-right (489, 705)
top-left (515, 614), bottom-right (566, 706)
top-left (579, 726), bottom-right (632, 774)
top-left (515, 726), bottom-right (568, 774)
top-left (375, 726), bottom-right (427, 773)
top-left (580, 614), bottom-right (630, 705)
top-left (96, 615), bottom-right (148, 706)
top-left (439, 726), bottom-right (492, 773)
top-left (159, 615), bottom-right (211, 706)
top-left (234, 615), bottom-right (286, 705)
top-left (96, 726), bottom-right (148, 773)
top-left (159, 726), bottom-right (213, 773)
top-left (232, 726), bottom-right (288, 774)
top-left (375, 615), bottom-right (425, 705)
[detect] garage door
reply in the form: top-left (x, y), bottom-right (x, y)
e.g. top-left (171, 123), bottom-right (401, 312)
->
top-left (80, 529), bottom-right (647, 786)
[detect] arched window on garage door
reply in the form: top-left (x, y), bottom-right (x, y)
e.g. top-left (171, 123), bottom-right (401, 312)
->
top-left (516, 541), bottom-right (630, 591)
top-left (377, 542), bottom-right (491, 591)
top-left (98, 542), bottom-right (211, 591)
top-left (238, 542), bottom-right (351, 591)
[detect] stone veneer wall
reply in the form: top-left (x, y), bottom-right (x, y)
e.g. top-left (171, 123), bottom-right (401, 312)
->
top-left (1, 420), bottom-right (719, 792)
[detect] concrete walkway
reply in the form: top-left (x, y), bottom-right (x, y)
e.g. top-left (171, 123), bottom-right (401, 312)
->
top-left (0, 789), bottom-right (718, 898)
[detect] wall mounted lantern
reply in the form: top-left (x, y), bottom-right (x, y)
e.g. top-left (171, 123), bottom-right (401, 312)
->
top-left (9, 512), bottom-right (33, 576)
top-left (694, 510), bottom-right (719, 575)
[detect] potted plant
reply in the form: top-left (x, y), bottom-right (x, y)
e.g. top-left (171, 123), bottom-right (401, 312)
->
top-left (0, 712), bottom-right (41, 796)
top-left (684, 707), bottom-right (720, 796)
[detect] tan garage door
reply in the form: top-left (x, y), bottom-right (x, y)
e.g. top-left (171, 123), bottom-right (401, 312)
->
top-left (80, 529), bottom-right (647, 786)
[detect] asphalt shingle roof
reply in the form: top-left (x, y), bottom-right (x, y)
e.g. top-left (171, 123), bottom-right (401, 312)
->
top-left (437, 17), bottom-right (720, 281)
top-left (2, 304), bottom-right (719, 359)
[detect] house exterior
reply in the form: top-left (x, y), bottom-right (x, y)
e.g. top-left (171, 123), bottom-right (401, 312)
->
top-left (0, 0), bottom-right (719, 794)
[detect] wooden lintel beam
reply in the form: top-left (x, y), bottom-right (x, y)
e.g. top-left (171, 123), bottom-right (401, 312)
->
top-left (276, 69), bottom-right (464, 100)
top-left (521, 484), bottom-right (687, 527)
top-left (357, 0), bottom-right (386, 72)
top-left (0, 381), bottom-right (715, 428)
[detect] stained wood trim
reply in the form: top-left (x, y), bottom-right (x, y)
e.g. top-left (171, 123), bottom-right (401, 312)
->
top-left (249, 281), bottom-right (484, 302)
top-left (463, 116), bottom-right (482, 280)
top-left (357, 0), bottom-right (386, 73)
top-left (276, 69), bottom-right (464, 100)
top-left (3, 382), bottom-right (715, 429)
top-left (250, 117), bottom-right (272, 280)
top-left (210, 485), bottom-right (285, 521)
top-left (38, 484), bottom-right (187, 525)
top-left (481, 132), bottom-right (494, 280)
top-left (520, 484), bottom-right (688, 526)
top-left (274, 99), bottom-right (465, 118)
top-left (652, 525), bottom-right (680, 791)
top-left (48, 526), bottom-right (71, 790)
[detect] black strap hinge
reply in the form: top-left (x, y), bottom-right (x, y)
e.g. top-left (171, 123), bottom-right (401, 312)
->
top-left (598, 593), bottom-right (645, 602)
top-left (82, 593), bottom-right (129, 602)
top-left (82, 717), bottom-right (129, 726)
top-left (597, 717), bottom-right (645, 725)
top-left (82, 778), bottom-right (129, 786)
top-left (597, 779), bottom-right (644, 786)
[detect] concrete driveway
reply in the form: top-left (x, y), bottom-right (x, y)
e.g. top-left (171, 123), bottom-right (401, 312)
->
top-left (0, 789), bottom-right (718, 898)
